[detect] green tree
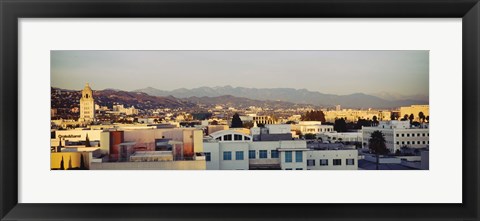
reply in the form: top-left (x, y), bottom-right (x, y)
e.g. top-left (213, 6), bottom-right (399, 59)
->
top-left (418, 112), bottom-right (426, 123)
top-left (80, 154), bottom-right (86, 170)
top-left (304, 133), bottom-right (316, 140)
top-left (230, 113), bottom-right (243, 128)
top-left (372, 116), bottom-right (378, 126)
top-left (368, 130), bottom-right (389, 170)
top-left (60, 156), bottom-right (65, 170)
top-left (301, 110), bottom-right (326, 122)
top-left (85, 133), bottom-right (91, 147)
top-left (334, 118), bottom-right (347, 132)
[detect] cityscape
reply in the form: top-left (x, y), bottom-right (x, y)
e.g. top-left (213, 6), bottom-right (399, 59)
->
top-left (51, 50), bottom-right (429, 170)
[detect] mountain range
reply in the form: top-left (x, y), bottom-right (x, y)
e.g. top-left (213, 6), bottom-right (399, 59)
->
top-left (134, 86), bottom-right (428, 109)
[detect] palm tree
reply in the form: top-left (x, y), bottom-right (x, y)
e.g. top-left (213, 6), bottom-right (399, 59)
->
top-left (418, 112), bottom-right (425, 123)
top-left (368, 130), bottom-right (389, 170)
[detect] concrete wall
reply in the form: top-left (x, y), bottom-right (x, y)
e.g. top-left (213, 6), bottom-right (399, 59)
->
top-left (90, 160), bottom-right (206, 170)
top-left (306, 149), bottom-right (358, 170)
top-left (280, 150), bottom-right (307, 170)
top-left (203, 142), bottom-right (220, 170)
top-left (219, 142), bottom-right (249, 170)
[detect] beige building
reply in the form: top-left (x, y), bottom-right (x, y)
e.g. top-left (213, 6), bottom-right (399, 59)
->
top-left (399, 105), bottom-right (429, 122)
top-left (79, 83), bottom-right (95, 123)
top-left (324, 109), bottom-right (391, 122)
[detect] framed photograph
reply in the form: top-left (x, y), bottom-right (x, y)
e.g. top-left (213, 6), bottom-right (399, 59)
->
top-left (1, 0), bottom-right (479, 220)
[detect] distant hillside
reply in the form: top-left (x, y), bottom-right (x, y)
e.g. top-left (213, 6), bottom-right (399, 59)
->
top-left (51, 87), bottom-right (195, 110)
top-left (134, 86), bottom-right (428, 109)
top-left (183, 95), bottom-right (315, 109)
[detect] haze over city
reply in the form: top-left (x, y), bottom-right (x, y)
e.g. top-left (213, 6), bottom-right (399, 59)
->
top-left (51, 50), bottom-right (429, 98)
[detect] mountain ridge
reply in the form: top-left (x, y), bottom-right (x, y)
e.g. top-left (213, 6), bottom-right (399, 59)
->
top-left (134, 86), bottom-right (428, 109)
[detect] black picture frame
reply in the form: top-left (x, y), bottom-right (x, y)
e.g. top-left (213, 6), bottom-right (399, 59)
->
top-left (1, 0), bottom-right (479, 220)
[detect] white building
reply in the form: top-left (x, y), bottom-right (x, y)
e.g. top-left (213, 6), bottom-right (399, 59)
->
top-left (362, 120), bottom-right (429, 153)
top-left (306, 149), bottom-right (358, 170)
top-left (203, 130), bottom-right (308, 170)
top-left (321, 132), bottom-right (362, 143)
top-left (79, 83), bottom-right (95, 123)
top-left (292, 121), bottom-right (334, 134)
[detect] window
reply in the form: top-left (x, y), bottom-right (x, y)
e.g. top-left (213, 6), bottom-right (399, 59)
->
top-left (205, 152), bottom-right (211, 162)
top-left (271, 150), bottom-right (279, 158)
top-left (249, 150), bottom-right (256, 159)
top-left (295, 151), bottom-right (303, 162)
top-left (407, 134), bottom-right (410, 137)
top-left (285, 168), bottom-right (292, 170)
top-left (307, 159), bottom-right (315, 166)
top-left (417, 141), bottom-right (421, 144)
top-left (320, 159), bottom-right (328, 166)
top-left (417, 133), bottom-right (420, 137)
top-left (412, 134), bottom-right (415, 137)
top-left (422, 133), bottom-right (425, 136)
top-left (396, 134), bottom-right (399, 137)
top-left (333, 159), bottom-right (342, 166)
top-left (346, 159), bottom-right (355, 165)
top-left (259, 150), bottom-right (268, 159)
top-left (234, 134), bottom-right (243, 141)
top-left (402, 134), bottom-right (404, 137)
top-left (423, 141), bottom-right (426, 144)
top-left (407, 141), bottom-right (410, 145)
top-left (285, 151), bottom-right (292, 162)
top-left (396, 141), bottom-right (399, 145)
top-left (235, 151), bottom-right (244, 160)
top-left (223, 151), bottom-right (232, 160)
top-left (223, 134), bottom-right (232, 141)
top-left (296, 168), bottom-right (303, 170)
top-left (244, 136), bottom-right (251, 141)
top-left (402, 141), bottom-right (405, 145)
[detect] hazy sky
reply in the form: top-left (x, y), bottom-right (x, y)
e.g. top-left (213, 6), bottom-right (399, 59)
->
top-left (51, 50), bottom-right (428, 96)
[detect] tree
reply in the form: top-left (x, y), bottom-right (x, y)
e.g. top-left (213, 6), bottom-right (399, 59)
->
top-left (372, 116), bottom-right (378, 126)
top-left (210, 120), bottom-right (218, 125)
top-left (334, 118), bottom-right (347, 132)
top-left (402, 114), bottom-right (409, 121)
top-left (426, 116), bottom-right (429, 122)
top-left (80, 154), bottom-right (86, 170)
top-left (85, 133), bottom-right (91, 147)
top-left (230, 113), bottom-right (243, 128)
top-left (243, 121), bottom-right (254, 129)
top-left (409, 114), bottom-right (415, 125)
top-left (418, 112), bottom-right (426, 123)
top-left (368, 130), bottom-right (389, 170)
top-left (59, 156), bottom-right (65, 170)
top-left (301, 110), bottom-right (326, 122)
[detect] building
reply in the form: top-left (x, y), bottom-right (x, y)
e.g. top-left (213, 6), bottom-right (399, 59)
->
top-left (203, 138), bottom-right (308, 170)
top-left (399, 105), bottom-right (429, 122)
top-left (291, 121), bottom-right (334, 134)
top-left (306, 148), bottom-right (358, 170)
top-left (320, 131), bottom-right (362, 143)
top-left (362, 120), bottom-right (429, 153)
top-left (324, 109), bottom-right (391, 122)
top-left (79, 83), bottom-right (95, 123)
top-left (251, 124), bottom-right (293, 141)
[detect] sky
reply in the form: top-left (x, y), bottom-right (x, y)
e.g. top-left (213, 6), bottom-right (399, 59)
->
top-left (51, 50), bottom-right (429, 96)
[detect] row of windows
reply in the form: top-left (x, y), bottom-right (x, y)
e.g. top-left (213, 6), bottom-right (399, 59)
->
top-left (216, 134), bottom-right (251, 141)
top-left (249, 150), bottom-right (279, 159)
top-left (307, 158), bottom-right (355, 166)
top-left (222, 151), bottom-right (245, 160)
top-left (396, 140), bottom-right (429, 145)
top-left (284, 151), bottom-right (303, 163)
top-left (396, 133), bottom-right (429, 137)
